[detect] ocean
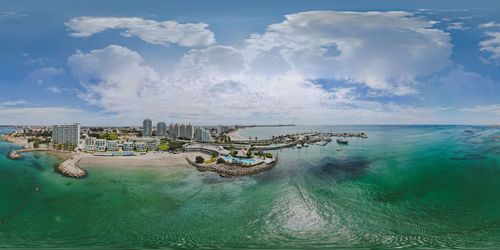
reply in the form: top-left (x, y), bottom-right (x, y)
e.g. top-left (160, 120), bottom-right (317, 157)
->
top-left (0, 125), bottom-right (499, 248)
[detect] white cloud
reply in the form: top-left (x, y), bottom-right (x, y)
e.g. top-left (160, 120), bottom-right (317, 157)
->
top-left (447, 22), bottom-right (468, 30)
top-left (0, 11), bottom-right (26, 18)
top-left (479, 32), bottom-right (500, 63)
top-left (48, 86), bottom-right (62, 93)
top-left (65, 17), bottom-right (216, 47)
top-left (26, 67), bottom-right (64, 84)
top-left (67, 44), bottom-right (449, 124)
top-left (243, 11), bottom-right (452, 95)
top-left (479, 21), bottom-right (500, 28)
top-left (460, 104), bottom-right (500, 115)
top-left (0, 100), bottom-right (26, 107)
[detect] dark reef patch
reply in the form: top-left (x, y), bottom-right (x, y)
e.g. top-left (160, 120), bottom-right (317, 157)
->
top-left (305, 156), bottom-right (372, 182)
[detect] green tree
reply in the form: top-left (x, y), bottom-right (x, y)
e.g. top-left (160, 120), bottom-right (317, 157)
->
top-left (195, 156), bottom-right (205, 164)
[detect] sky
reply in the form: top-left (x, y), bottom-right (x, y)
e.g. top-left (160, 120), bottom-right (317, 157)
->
top-left (1, 0), bottom-right (500, 126)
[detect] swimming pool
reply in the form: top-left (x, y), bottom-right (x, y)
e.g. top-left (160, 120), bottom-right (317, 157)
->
top-left (224, 156), bottom-right (256, 164)
top-left (265, 143), bottom-right (286, 148)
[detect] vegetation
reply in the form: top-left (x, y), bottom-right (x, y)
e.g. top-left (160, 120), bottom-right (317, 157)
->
top-left (204, 156), bottom-right (216, 164)
top-left (195, 156), bottom-right (205, 164)
top-left (89, 133), bottom-right (119, 140)
top-left (157, 144), bottom-right (170, 151)
top-left (216, 158), bottom-right (225, 164)
top-left (168, 141), bottom-right (185, 151)
top-left (255, 151), bottom-right (273, 158)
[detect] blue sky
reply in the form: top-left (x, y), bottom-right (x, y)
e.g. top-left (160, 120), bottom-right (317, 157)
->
top-left (1, 0), bottom-right (500, 125)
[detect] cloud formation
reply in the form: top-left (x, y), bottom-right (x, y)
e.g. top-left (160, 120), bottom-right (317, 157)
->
top-left (461, 104), bottom-right (500, 115)
top-left (65, 17), bottom-right (216, 47)
top-left (66, 11), bottom-right (456, 124)
top-left (479, 32), bottom-right (500, 63)
top-left (244, 11), bottom-right (452, 95)
top-left (26, 67), bottom-right (64, 84)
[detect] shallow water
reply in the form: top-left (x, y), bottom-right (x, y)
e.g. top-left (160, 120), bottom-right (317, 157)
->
top-left (0, 125), bottom-right (499, 248)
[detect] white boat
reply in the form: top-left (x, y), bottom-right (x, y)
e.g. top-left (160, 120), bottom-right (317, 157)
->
top-left (336, 139), bottom-right (348, 145)
top-left (316, 141), bottom-right (327, 146)
top-left (304, 143), bottom-right (309, 147)
top-left (296, 144), bottom-right (303, 148)
top-left (336, 148), bottom-right (342, 151)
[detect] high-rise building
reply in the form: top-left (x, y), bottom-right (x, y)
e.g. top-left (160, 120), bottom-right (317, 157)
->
top-left (51, 123), bottom-right (80, 146)
top-left (194, 126), bottom-right (212, 143)
top-left (157, 122), bottom-right (167, 136)
top-left (169, 123), bottom-right (175, 138)
top-left (186, 124), bottom-right (194, 140)
top-left (179, 124), bottom-right (186, 138)
top-left (143, 118), bottom-right (152, 137)
top-left (169, 123), bottom-right (180, 138)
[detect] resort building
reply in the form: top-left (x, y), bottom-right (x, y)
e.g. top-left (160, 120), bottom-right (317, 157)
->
top-left (157, 122), bottom-right (167, 136)
top-left (51, 123), bottom-right (80, 146)
top-left (134, 142), bottom-right (147, 151)
top-left (194, 127), bottom-right (212, 143)
top-left (122, 142), bottom-right (134, 151)
top-left (95, 139), bottom-right (107, 151)
top-left (143, 118), bottom-right (152, 137)
top-left (84, 137), bottom-right (96, 151)
top-left (107, 140), bottom-right (118, 151)
top-left (146, 141), bottom-right (157, 151)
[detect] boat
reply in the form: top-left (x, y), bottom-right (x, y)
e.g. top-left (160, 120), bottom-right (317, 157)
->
top-left (316, 141), bottom-right (327, 146)
top-left (336, 148), bottom-right (342, 151)
top-left (336, 139), bottom-right (348, 144)
top-left (303, 143), bottom-right (309, 147)
top-left (296, 144), bottom-right (303, 148)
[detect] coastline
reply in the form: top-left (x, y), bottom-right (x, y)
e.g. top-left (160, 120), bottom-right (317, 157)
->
top-left (0, 134), bottom-right (29, 148)
top-left (227, 127), bottom-right (246, 141)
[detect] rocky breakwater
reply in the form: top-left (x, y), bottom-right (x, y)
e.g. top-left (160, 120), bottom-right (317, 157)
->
top-left (8, 150), bottom-right (22, 159)
top-left (186, 156), bottom-right (278, 177)
top-left (57, 154), bottom-right (87, 178)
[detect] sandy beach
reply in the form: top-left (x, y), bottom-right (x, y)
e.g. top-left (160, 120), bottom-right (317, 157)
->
top-left (78, 151), bottom-right (211, 169)
top-left (227, 128), bottom-right (247, 141)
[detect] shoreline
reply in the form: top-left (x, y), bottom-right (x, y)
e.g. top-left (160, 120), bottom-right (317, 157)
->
top-left (227, 128), bottom-right (247, 141)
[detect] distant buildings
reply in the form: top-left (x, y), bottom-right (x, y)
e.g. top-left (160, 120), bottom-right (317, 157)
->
top-left (168, 123), bottom-right (194, 140)
top-left (169, 123), bottom-right (180, 139)
top-left (143, 118), bottom-right (152, 137)
top-left (194, 126), bottom-right (212, 143)
top-left (157, 122), bottom-right (167, 136)
top-left (51, 124), bottom-right (80, 146)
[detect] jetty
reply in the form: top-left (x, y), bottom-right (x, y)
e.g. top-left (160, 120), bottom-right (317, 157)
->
top-left (56, 154), bottom-right (86, 178)
top-left (8, 149), bottom-right (87, 179)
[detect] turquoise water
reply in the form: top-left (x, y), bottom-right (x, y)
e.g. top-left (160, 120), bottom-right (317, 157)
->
top-left (224, 155), bottom-right (256, 164)
top-left (1, 126), bottom-right (500, 248)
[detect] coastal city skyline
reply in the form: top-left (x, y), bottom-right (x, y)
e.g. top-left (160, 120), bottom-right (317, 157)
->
top-left (1, 0), bottom-right (500, 125)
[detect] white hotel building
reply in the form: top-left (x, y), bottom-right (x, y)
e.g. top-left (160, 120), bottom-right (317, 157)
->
top-left (51, 124), bottom-right (80, 146)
